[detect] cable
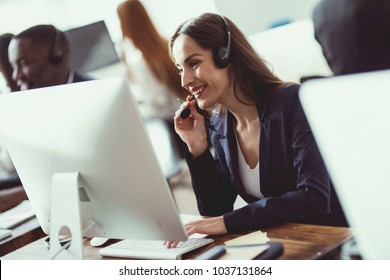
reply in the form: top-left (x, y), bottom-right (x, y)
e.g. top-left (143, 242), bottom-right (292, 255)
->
top-left (50, 218), bottom-right (101, 260)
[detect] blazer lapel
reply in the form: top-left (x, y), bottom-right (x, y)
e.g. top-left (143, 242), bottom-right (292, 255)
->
top-left (213, 112), bottom-right (235, 179)
top-left (259, 105), bottom-right (271, 195)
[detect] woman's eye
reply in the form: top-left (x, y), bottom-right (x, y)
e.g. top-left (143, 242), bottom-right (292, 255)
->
top-left (189, 61), bottom-right (199, 68)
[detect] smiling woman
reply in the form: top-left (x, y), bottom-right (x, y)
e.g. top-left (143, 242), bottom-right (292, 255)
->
top-left (166, 13), bottom-right (347, 246)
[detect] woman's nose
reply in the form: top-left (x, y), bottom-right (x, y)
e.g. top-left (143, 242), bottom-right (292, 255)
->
top-left (181, 69), bottom-right (194, 89)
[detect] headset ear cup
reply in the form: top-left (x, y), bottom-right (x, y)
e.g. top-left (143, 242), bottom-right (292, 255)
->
top-left (215, 46), bottom-right (230, 68)
top-left (49, 28), bottom-right (64, 64)
top-left (50, 49), bottom-right (63, 64)
top-left (214, 15), bottom-right (231, 68)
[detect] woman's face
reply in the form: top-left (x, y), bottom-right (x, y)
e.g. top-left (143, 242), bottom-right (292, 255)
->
top-left (172, 34), bottom-right (232, 109)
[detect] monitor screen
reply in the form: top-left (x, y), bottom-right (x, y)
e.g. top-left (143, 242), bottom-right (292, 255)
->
top-left (65, 21), bottom-right (120, 73)
top-left (0, 78), bottom-right (187, 244)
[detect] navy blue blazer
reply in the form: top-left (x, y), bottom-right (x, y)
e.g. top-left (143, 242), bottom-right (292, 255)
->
top-left (185, 84), bottom-right (347, 233)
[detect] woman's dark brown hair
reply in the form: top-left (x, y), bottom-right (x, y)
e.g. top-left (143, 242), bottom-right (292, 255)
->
top-left (170, 13), bottom-right (287, 105)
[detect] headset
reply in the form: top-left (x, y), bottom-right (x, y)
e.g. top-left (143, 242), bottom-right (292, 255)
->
top-left (214, 15), bottom-right (231, 68)
top-left (49, 27), bottom-right (64, 64)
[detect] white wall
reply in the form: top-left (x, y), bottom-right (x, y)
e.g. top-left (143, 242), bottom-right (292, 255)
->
top-left (0, 0), bottom-right (322, 38)
top-left (0, 0), bottom-right (217, 42)
top-left (0, 0), bottom-right (124, 41)
top-left (141, 0), bottom-right (218, 38)
top-left (214, 0), bottom-right (321, 35)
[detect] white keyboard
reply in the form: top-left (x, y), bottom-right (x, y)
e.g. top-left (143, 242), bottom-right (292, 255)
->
top-left (99, 238), bottom-right (214, 260)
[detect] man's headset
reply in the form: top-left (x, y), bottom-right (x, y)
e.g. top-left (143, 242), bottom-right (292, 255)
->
top-left (49, 27), bottom-right (64, 64)
top-left (214, 15), bottom-right (231, 68)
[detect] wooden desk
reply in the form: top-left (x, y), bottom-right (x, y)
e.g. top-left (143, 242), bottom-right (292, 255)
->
top-left (1, 223), bottom-right (352, 260)
top-left (0, 217), bottom-right (45, 257)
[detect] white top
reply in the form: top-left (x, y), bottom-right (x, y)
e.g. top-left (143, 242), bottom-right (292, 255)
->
top-left (120, 38), bottom-right (178, 120)
top-left (235, 134), bottom-right (263, 199)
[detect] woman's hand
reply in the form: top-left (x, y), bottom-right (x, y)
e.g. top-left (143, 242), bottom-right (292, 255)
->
top-left (174, 96), bottom-right (208, 158)
top-left (185, 216), bottom-right (228, 236)
top-left (164, 216), bottom-right (227, 248)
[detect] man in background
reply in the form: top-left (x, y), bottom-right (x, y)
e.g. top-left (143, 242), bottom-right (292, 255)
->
top-left (313, 0), bottom-right (390, 75)
top-left (8, 24), bottom-right (90, 91)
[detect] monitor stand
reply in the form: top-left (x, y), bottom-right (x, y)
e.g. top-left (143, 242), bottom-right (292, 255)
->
top-left (49, 172), bottom-right (84, 260)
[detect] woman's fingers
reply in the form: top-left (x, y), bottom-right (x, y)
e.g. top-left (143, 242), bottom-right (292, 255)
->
top-left (164, 217), bottom-right (227, 249)
top-left (163, 240), bottom-right (180, 248)
top-left (185, 216), bottom-right (228, 236)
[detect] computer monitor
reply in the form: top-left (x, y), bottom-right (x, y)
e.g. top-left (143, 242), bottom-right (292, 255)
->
top-left (299, 70), bottom-right (390, 259)
top-left (0, 78), bottom-right (187, 258)
top-left (65, 21), bottom-right (120, 73)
